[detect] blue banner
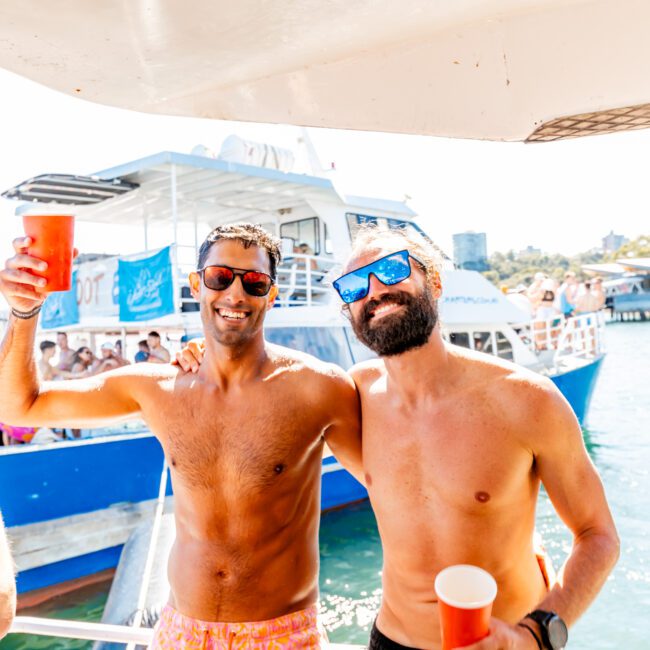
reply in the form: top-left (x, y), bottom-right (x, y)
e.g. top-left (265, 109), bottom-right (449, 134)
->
top-left (41, 270), bottom-right (80, 329)
top-left (118, 247), bottom-right (174, 322)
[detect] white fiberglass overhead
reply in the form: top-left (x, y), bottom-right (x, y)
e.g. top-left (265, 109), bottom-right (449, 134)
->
top-left (1, 0), bottom-right (649, 141)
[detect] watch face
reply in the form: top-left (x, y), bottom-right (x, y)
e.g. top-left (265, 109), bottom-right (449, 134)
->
top-left (548, 616), bottom-right (569, 648)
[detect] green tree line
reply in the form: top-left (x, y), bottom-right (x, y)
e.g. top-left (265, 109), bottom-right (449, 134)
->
top-left (482, 234), bottom-right (650, 289)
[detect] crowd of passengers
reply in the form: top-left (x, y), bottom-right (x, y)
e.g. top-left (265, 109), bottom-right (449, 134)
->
top-left (505, 271), bottom-right (606, 320)
top-left (0, 331), bottom-right (170, 446)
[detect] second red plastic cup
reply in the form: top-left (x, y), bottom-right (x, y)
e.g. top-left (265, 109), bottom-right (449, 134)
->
top-left (434, 564), bottom-right (497, 650)
top-left (22, 213), bottom-right (75, 292)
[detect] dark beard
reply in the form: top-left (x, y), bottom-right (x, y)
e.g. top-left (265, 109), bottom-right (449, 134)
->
top-left (350, 288), bottom-right (438, 357)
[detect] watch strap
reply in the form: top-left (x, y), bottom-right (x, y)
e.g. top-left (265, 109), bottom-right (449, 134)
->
top-left (517, 622), bottom-right (543, 650)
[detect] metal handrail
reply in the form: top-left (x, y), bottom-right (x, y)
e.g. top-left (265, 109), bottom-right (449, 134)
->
top-left (9, 616), bottom-right (363, 648)
top-left (512, 311), bottom-right (606, 363)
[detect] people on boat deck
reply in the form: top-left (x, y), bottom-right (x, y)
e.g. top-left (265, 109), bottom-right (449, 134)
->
top-left (146, 330), bottom-right (171, 363)
top-left (574, 278), bottom-right (606, 314)
top-left (555, 272), bottom-right (579, 318)
top-left (0, 224), bottom-right (362, 649)
top-left (56, 331), bottom-right (76, 372)
top-left (38, 339), bottom-right (70, 381)
top-left (177, 225), bottom-right (618, 650)
top-left (0, 514), bottom-right (16, 640)
top-left (134, 339), bottom-right (150, 363)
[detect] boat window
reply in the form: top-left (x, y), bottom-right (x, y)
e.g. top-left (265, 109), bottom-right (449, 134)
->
top-left (495, 331), bottom-right (514, 361)
top-left (448, 332), bottom-right (470, 348)
top-left (265, 326), bottom-right (353, 368)
top-left (280, 217), bottom-right (320, 255)
top-left (472, 331), bottom-right (494, 355)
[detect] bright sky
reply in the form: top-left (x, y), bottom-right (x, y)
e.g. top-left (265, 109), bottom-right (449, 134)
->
top-left (0, 67), bottom-right (648, 264)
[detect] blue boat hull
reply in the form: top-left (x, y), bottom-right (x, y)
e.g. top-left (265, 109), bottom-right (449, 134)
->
top-left (1, 358), bottom-right (601, 598)
top-left (550, 355), bottom-right (604, 425)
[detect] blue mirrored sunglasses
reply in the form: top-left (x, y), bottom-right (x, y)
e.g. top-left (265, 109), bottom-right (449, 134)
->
top-left (333, 249), bottom-right (424, 304)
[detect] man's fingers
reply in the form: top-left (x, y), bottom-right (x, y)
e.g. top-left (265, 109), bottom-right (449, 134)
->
top-left (12, 236), bottom-right (31, 253)
top-left (6, 253), bottom-right (48, 273)
top-left (1, 268), bottom-right (47, 289)
top-left (2, 280), bottom-right (45, 302)
top-left (188, 340), bottom-right (205, 362)
top-left (173, 351), bottom-right (189, 371)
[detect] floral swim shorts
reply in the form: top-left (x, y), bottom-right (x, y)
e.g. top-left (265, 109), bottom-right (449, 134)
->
top-left (150, 604), bottom-right (328, 649)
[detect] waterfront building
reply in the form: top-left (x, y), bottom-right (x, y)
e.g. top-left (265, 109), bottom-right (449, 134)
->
top-left (453, 231), bottom-right (489, 271)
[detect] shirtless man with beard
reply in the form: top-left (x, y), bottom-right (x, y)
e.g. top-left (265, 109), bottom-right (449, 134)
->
top-left (0, 223), bottom-right (362, 649)
top-left (334, 228), bottom-right (619, 650)
top-left (174, 227), bottom-right (619, 650)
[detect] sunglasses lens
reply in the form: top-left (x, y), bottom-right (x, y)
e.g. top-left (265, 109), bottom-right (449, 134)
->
top-left (374, 251), bottom-right (411, 285)
top-left (334, 251), bottom-right (412, 304)
top-left (242, 271), bottom-right (273, 297)
top-left (334, 273), bottom-right (370, 304)
top-left (203, 266), bottom-right (234, 291)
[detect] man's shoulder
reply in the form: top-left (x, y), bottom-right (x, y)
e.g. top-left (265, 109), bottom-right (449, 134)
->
top-left (266, 343), bottom-right (354, 388)
top-left (451, 344), bottom-right (559, 407)
top-left (348, 358), bottom-right (385, 387)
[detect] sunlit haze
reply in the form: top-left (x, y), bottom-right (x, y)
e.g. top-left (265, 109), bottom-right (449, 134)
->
top-left (0, 68), bottom-right (647, 266)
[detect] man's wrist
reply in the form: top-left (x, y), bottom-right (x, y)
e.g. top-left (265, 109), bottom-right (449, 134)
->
top-left (11, 304), bottom-right (42, 320)
top-left (518, 621), bottom-right (543, 650)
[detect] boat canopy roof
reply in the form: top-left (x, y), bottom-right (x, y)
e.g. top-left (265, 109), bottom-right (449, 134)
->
top-left (583, 258), bottom-right (650, 276)
top-left (10, 151), bottom-right (414, 228)
top-left (2, 1), bottom-right (650, 142)
top-left (440, 270), bottom-right (529, 325)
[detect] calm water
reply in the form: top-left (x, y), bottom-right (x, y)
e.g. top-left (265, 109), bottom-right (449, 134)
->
top-left (3, 322), bottom-right (649, 649)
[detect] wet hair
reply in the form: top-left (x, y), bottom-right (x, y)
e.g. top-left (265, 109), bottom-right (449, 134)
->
top-left (197, 223), bottom-right (282, 280)
top-left (348, 224), bottom-right (444, 282)
top-left (147, 331), bottom-right (160, 339)
top-left (138, 339), bottom-right (149, 349)
top-left (40, 340), bottom-right (56, 353)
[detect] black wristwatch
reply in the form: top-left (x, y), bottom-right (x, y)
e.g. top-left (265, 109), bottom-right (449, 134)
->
top-left (524, 610), bottom-right (568, 649)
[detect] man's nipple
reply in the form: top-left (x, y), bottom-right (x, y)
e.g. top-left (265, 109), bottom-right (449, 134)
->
top-left (474, 491), bottom-right (491, 503)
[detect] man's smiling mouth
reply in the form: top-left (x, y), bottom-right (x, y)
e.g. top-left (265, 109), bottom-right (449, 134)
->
top-left (216, 308), bottom-right (249, 321)
top-left (369, 302), bottom-right (403, 320)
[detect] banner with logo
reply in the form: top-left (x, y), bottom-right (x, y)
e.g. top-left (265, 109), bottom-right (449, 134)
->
top-left (76, 256), bottom-right (119, 320)
top-left (118, 247), bottom-right (174, 322)
top-left (41, 270), bottom-right (80, 329)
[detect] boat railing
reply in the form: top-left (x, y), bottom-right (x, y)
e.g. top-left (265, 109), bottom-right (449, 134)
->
top-left (513, 311), bottom-right (606, 366)
top-left (177, 253), bottom-right (336, 311)
top-left (8, 616), bottom-right (362, 648)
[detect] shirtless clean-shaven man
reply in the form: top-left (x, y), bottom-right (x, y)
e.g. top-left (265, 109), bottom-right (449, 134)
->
top-left (334, 228), bottom-right (619, 650)
top-left (0, 223), bottom-right (362, 649)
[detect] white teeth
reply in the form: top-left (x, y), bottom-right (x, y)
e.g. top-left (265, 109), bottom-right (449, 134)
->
top-left (218, 309), bottom-right (247, 320)
top-left (373, 303), bottom-right (398, 316)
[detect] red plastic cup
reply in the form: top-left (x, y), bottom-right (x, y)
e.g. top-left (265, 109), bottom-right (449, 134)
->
top-left (22, 213), bottom-right (75, 292)
top-left (434, 565), bottom-right (497, 650)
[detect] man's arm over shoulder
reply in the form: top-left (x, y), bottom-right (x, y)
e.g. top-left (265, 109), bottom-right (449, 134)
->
top-left (319, 363), bottom-right (364, 484)
top-left (524, 376), bottom-right (619, 625)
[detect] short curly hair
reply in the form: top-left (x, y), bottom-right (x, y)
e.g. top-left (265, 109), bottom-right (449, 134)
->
top-left (197, 223), bottom-right (282, 279)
